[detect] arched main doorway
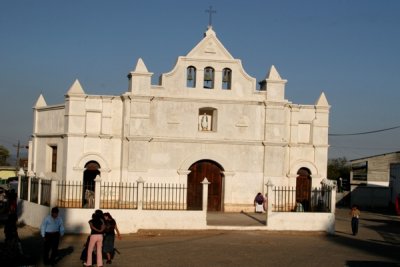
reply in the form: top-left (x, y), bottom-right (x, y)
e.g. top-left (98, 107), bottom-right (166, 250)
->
top-left (82, 161), bottom-right (100, 208)
top-left (187, 160), bottom-right (223, 211)
top-left (296, 167), bottom-right (312, 211)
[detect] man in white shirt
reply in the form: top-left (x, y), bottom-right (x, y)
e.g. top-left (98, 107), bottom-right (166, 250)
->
top-left (40, 207), bottom-right (65, 265)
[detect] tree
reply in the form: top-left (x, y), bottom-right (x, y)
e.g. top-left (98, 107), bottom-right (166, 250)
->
top-left (328, 157), bottom-right (350, 190)
top-left (0, 145), bottom-right (10, 166)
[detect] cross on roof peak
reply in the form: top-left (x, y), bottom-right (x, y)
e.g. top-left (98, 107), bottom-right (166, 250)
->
top-left (205, 6), bottom-right (216, 28)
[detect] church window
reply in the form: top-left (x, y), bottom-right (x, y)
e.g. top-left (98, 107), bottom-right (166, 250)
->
top-left (222, 68), bottom-right (232, 90)
top-left (203, 67), bottom-right (214, 89)
top-left (50, 145), bottom-right (57, 172)
top-left (352, 161), bottom-right (367, 181)
top-left (186, 66), bottom-right (196, 88)
top-left (198, 107), bottom-right (217, 131)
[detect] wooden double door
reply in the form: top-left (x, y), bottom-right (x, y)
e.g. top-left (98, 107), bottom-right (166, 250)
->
top-left (296, 171), bottom-right (312, 211)
top-left (187, 160), bottom-right (223, 211)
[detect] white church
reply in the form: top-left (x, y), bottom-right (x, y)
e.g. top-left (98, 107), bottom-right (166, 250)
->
top-left (28, 26), bottom-right (330, 212)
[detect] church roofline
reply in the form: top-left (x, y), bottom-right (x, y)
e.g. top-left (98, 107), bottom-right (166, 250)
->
top-left (66, 79), bottom-right (85, 96)
top-left (34, 94), bottom-right (47, 108)
top-left (315, 92), bottom-right (329, 107)
top-left (186, 27), bottom-right (234, 60)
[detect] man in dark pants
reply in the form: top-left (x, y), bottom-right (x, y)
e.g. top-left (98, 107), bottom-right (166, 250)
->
top-left (350, 205), bottom-right (361, 235)
top-left (40, 207), bottom-right (65, 265)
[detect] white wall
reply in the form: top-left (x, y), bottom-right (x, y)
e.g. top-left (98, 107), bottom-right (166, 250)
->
top-left (266, 212), bottom-right (335, 234)
top-left (18, 200), bottom-right (335, 234)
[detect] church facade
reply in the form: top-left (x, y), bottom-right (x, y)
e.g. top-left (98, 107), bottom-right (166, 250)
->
top-left (28, 27), bottom-right (330, 212)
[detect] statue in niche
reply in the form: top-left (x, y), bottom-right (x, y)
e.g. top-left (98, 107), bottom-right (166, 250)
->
top-left (201, 113), bottom-right (208, 130)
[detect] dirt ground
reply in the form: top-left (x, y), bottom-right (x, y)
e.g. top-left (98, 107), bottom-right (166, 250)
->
top-left (1, 208), bottom-right (399, 267)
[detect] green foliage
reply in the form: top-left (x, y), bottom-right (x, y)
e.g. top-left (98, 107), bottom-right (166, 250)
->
top-left (0, 145), bottom-right (10, 166)
top-left (327, 157), bottom-right (350, 181)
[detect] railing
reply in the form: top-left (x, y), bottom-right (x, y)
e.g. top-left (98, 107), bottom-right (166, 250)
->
top-left (41, 179), bottom-right (51, 206)
top-left (56, 181), bottom-right (101, 209)
top-left (273, 186), bottom-right (296, 212)
top-left (143, 183), bottom-right (187, 210)
top-left (30, 178), bottom-right (39, 203)
top-left (273, 186), bottom-right (332, 212)
top-left (19, 176), bottom-right (332, 213)
top-left (100, 182), bottom-right (138, 209)
top-left (20, 176), bottom-right (29, 201)
top-left (18, 177), bottom-right (188, 210)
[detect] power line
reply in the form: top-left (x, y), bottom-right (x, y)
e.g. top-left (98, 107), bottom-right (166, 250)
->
top-left (329, 125), bottom-right (400, 136)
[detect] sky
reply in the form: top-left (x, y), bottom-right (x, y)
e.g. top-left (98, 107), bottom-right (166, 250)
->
top-left (1, 0), bottom-right (400, 162)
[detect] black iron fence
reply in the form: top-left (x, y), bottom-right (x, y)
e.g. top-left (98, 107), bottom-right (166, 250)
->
top-left (19, 177), bottom-right (332, 213)
top-left (30, 178), bottom-right (39, 203)
top-left (100, 182), bottom-right (138, 209)
top-left (273, 186), bottom-right (332, 212)
top-left (19, 177), bottom-right (188, 210)
top-left (143, 183), bottom-right (187, 210)
top-left (41, 179), bottom-right (51, 206)
top-left (57, 180), bottom-right (87, 208)
top-left (20, 176), bottom-right (29, 201)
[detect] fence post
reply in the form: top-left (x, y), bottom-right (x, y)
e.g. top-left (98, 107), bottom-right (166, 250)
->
top-left (50, 179), bottom-right (58, 208)
top-left (201, 177), bottom-right (210, 212)
top-left (330, 187), bottom-right (336, 214)
top-left (265, 180), bottom-right (274, 225)
top-left (321, 179), bottom-right (337, 214)
top-left (94, 175), bottom-right (101, 209)
top-left (17, 168), bottom-right (25, 200)
top-left (37, 172), bottom-right (45, 205)
top-left (137, 177), bottom-right (144, 210)
top-left (37, 178), bottom-right (42, 205)
top-left (27, 171), bottom-right (34, 202)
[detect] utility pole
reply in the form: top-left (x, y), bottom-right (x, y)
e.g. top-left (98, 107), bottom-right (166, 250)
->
top-left (13, 140), bottom-right (27, 170)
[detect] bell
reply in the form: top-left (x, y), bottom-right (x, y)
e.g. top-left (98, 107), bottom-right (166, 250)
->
top-left (222, 69), bottom-right (230, 82)
top-left (187, 69), bottom-right (193, 81)
top-left (204, 69), bottom-right (213, 81)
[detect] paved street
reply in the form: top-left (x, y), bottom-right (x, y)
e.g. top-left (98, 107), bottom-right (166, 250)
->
top-left (1, 207), bottom-right (399, 267)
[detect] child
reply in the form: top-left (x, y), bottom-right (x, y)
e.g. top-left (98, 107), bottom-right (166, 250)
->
top-left (350, 205), bottom-right (361, 235)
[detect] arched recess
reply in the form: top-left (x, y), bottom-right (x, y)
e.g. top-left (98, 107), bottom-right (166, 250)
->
top-left (186, 66), bottom-right (196, 88)
top-left (296, 167), bottom-right (312, 212)
top-left (289, 160), bottom-right (318, 179)
top-left (203, 67), bottom-right (215, 89)
top-left (178, 151), bottom-right (233, 173)
top-left (179, 151), bottom-right (234, 212)
top-left (74, 153), bottom-right (110, 208)
top-left (82, 160), bottom-right (100, 208)
top-left (75, 153), bottom-right (110, 172)
top-left (187, 160), bottom-right (224, 211)
top-left (222, 68), bottom-right (232, 89)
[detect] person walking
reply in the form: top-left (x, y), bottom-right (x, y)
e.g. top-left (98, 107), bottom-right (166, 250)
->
top-left (103, 212), bottom-right (121, 264)
top-left (4, 212), bottom-right (24, 261)
top-left (84, 209), bottom-right (105, 267)
top-left (7, 189), bottom-right (17, 213)
top-left (40, 207), bottom-right (65, 265)
top-left (350, 205), bottom-right (361, 235)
